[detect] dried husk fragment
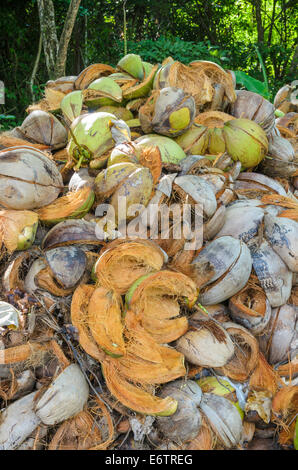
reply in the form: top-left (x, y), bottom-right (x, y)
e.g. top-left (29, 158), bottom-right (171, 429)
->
top-left (0, 210), bottom-right (38, 253)
top-left (36, 186), bottom-right (95, 225)
top-left (71, 284), bottom-right (106, 362)
top-left (87, 286), bottom-right (125, 357)
top-left (186, 416), bottom-right (216, 450)
top-left (0, 146), bottom-right (63, 210)
top-left (48, 410), bottom-right (103, 450)
top-left (34, 364), bottom-right (89, 425)
top-left (101, 359), bottom-right (178, 416)
top-left (93, 239), bottom-right (165, 294)
top-left (216, 322), bottom-right (259, 382)
top-left (175, 318), bottom-right (235, 367)
top-left (199, 393), bottom-right (243, 449)
top-left (126, 270), bottom-right (197, 343)
top-left (116, 310), bottom-right (186, 384)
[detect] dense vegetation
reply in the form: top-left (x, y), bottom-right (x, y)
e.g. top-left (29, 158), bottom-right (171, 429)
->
top-left (0, 0), bottom-right (297, 126)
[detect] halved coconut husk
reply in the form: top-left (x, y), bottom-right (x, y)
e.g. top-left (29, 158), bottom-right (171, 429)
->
top-left (156, 380), bottom-right (202, 443)
top-left (93, 239), bottom-right (165, 294)
top-left (122, 65), bottom-right (159, 101)
top-left (101, 358), bottom-right (178, 416)
top-left (84, 77), bottom-right (123, 107)
top-left (75, 63), bottom-right (115, 90)
top-left (0, 210), bottom-right (38, 254)
top-left (139, 87), bottom-right (196, 137)
top-left (199, 393), bottom-right (243, 449)
top-left (230, 90), bottom-right (275, 134)
top-left (193, 236), bottom-right (252, 305)
top-left (116, 310), bottom-right (186, 384)
top-left (258, 304), bottom-right (297, 365)
top-left (216, 322), bottom-right (259, 382)
top-left (155, 61), bottom-right (235, 112)
top-left (0, 131), bottom-right (50, 151)
top-left (35, 265), bottom-right (74, 297)
top-left (60, 90), bottom-right (83, 123)
top-left (252, 239), bottom-right (293, 308)
top-left (229, 283), bottom-right (271, 335)
top-left (71, 284), bottom-right (106, 362)
top-left (97, 106), bottom-right (133, 121)
top-left (17, 111), bottom-right (67, 150)
top-left (41, 219), bottom-right (103, 250)
top-left (87, 286), bottom-right (125, 358)
top-left (126, 270), bottom-right (198, 343)
top-left (175, 318), bottom-right (235, 368)
top-left (234, 172), bottom-right (287, 197)
top-left (36, 187), bottom-right (95, 225)
top-left (0, 146), bottom-right (63, 210)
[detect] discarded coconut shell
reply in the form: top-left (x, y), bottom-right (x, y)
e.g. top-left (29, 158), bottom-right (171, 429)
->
top-left (34, 364), bottom-right (89, 426)
top-left (41, 219), bottom-right (103, 250)
top-left (45, 246), bottom-right (87, 289)
top-left (175, 318), bottom-right (235, 367)
top-left (192, 236), bottom-right (252, 305)
top-left (156, 380), bottom-right (202, 443)
top-left (18, 110), bottom-right (67, 149)
top-left (0, 146), bottom-right (63, 210)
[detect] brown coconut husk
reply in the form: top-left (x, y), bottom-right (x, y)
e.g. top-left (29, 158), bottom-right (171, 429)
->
top-left (87, 286), bottom-right (125, 357)
top-left (272, 385), bottom-right (298, 446)
top-left (249, 353), bottom-right (280, 395)
top-left (186, 416), bottom-right (216, 450)
top-left (216, 323), bottom-right (259, 382)
top-left (75, 64), bottom-right (115, 90)
top-left (116, 310), bottom-right (185, 384)
top-left (194, 110), bottom-right (234, 128)
top-left (128, 270), bottom-right (197, 343)
top-left (0, 133), bottom-right (50, 151)
top-left (101, 358), bottom-right (178, 416)
top-left (70, 284), bottom-right (106, 363)
top-left (95, 239), bottom-right (165, 294)
top-left (36, 187), bottom-right (93, 223)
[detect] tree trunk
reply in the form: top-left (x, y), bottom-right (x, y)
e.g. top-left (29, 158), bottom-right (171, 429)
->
top-left (37, 0), bottom-right (59, 79)
top-left (252, 0), bottom-right (264, 44)
top-left (55, 0), bottom-right (82, 78)
top-left (37, 0), bottom-right (82, 80)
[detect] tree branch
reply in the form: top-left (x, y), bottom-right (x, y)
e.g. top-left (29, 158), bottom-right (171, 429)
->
top-left (29, 31), bottom-right (43, 103)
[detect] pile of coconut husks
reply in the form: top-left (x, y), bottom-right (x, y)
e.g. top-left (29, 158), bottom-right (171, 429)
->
top-left (0, 54), bottom-right (297, 450)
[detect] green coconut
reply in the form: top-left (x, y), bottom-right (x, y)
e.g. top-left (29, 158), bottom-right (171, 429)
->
top-left (61, 90), bottom-right (83, 123)
top-left (117, 54), bottom-right (144, 80)
top-left (135, 134), bottom-right (186, 164)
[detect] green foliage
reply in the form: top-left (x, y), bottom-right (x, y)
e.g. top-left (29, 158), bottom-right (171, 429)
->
top-left (234, 71), bottom-right (270, 99)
